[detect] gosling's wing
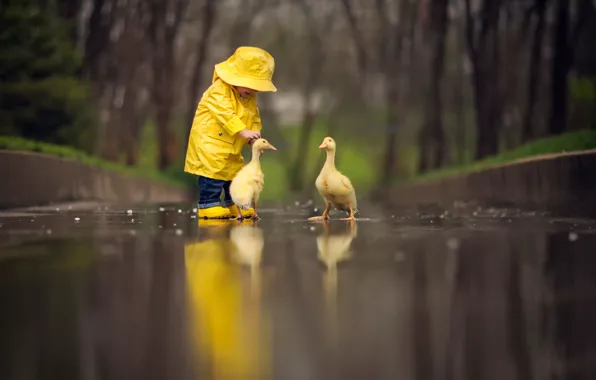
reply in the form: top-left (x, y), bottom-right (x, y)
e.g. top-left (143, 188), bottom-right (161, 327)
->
top-left (327, 171), bottom-right (355, 197)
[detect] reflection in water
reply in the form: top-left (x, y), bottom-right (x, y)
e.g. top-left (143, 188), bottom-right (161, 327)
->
top-left (316, 221), bottom-right (357, 354)
top-left (1, 208), bottom-right (596, 380)
top-left (185, 220), bottom-right (269, 380)
top-left (231, 224), bottom-right (264, 301)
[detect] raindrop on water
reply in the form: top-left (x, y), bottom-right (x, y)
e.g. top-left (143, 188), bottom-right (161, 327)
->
top-left (178, 209), bottom-right (182, 213)
top-left (46, 229), bottom-right (52, 235)
top-left (131, 219), bottom-right (135, 223)
top-left (192, 208), bottom-right (197, 213)
top-left (127, 209), bottom-right (133, 214)
top-left (569, 232), bottom-right (579, 242)
top-left (314, 207), bottom-right (318, 212)
top-left (159, 207), bottom-right (165, 212)
top-left (309, 226), bottom-right (316, 231)
top-left (74, 217), bottom-right (80, 222)
top-left (294, 201), bottom-right (300, 207)
top-left (175, 229), bottom-right (183, 236)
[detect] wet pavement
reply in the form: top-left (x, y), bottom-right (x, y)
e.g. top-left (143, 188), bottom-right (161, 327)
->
top-left (1, 202), bottom-right (596, 380)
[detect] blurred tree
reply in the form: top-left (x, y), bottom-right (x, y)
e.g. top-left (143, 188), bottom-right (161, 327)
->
top-left (465, 0), bottom-right (504, 159)
top-left (185, 0), bottom-right (219, 133)
top-left (548, 0), bottom-right (593, 136)
top-left (522, 0), bottom-right (549, 143)
top-left (288, 0), bottom-right (335, 193)
top-left (144, 0), bottom-right (190, 170)
top-left (418, 0), bottom-right (449, 172)
top-left (0, 1), bottom-right (95, 151)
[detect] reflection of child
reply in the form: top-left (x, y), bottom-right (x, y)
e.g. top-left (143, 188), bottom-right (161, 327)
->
top-left (184, 223), bottom-right (268, 379)
top-left (184, 47), bottom-right (277, 219)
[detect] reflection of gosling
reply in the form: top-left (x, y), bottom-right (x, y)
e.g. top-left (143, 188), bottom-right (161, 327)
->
top-left (230, 225), bottom-right (264, 296)
top-left (317, 222), bottom-right (357, 352)
top-left (317, 222), bottom-right (357, 272)
top-left (317, 222), bottom-right (357, 303)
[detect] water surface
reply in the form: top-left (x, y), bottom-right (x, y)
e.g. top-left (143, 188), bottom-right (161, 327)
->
top-left (1, 203), bottom-right (595, 380)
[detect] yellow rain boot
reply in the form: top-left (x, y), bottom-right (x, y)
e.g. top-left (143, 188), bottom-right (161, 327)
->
top-left (227, 204), bottom-right (255, 218)
top-left (198, 206), bottom-right (232, 219)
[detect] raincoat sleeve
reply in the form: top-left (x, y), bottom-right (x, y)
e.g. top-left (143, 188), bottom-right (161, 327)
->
top-left (253, 103), bottom-right (263, 132)
top-left (203, 85), bottom-right (247, 135)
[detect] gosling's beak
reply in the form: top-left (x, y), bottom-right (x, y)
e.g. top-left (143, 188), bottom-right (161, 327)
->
top-left (268, 144), bottom-right (277, 151)
top-left (319, 142), bottom-right (327, 149)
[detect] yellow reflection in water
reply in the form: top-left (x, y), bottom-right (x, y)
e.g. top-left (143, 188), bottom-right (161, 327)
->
top-left (317, 221), bottom-right (357, 349)
top-left (185, 220), bottom-right (269, 380)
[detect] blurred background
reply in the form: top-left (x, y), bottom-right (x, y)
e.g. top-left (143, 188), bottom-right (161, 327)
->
top-left (1, 0), bottom-right (595, 202)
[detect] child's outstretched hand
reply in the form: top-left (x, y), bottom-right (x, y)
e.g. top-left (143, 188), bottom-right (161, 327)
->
top-left (238, 129), bottom-right (261, 140)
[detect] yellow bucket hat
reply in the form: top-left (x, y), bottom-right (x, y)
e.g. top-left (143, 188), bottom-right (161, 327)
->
top-left (214, 46), bottom-right (277, 92)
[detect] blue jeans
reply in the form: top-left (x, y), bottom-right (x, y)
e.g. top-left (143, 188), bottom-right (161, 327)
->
top-left (198, 176), bottom-right (234, 209)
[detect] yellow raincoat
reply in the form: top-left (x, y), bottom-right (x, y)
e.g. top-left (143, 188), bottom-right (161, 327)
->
top-left (184, 47), bottom-right (276, 181)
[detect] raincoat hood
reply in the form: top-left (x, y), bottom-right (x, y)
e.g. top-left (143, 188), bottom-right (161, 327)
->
top-left (214, 46), bottom-right (277, 92)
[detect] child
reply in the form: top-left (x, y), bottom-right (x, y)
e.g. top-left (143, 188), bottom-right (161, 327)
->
top-left (184, 47), bottom-right (277, 219)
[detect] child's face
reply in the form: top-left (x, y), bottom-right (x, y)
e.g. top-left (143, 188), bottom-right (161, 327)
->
top-left (236, 86), bottom-right (257, 97)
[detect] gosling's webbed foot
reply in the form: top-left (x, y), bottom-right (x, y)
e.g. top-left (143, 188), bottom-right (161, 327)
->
top-left (340, 216), bottom-right (356, 221)
top-left (252, 214), bottom-right (261, 220)
top-left (308, 215), bottom-right (330, 221)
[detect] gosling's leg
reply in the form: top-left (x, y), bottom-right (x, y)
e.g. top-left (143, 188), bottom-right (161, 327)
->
top-left (253, 200), bottom-right (261, 220)
top-left (340, 206), bottom-right (356, 221)
top-left (348, 218), bottom-right (356, 234)
top-left (308, 202), bottom-right (331, 221)
top-left (236, 206), bottom-right (244, 222)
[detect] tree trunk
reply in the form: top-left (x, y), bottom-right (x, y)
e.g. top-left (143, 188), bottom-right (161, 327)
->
top-left (155, 103), bottom-right (176, 171)
top-left (289, 108), bottom-right (317, 192)
top-left (522, 0), bottom-right (548, 142)
top-left (288, 0), bottom-right (330, 193)
top-left (380, 80), bottom-right (400, 186)
top-left (151, 39), bottom-right (176, 170)
top-left (228, 0), bottom-right (265, 48)
top-left (146, 0), bottom-right (188, 170)
top-left (185, 0), bottom-right (218, 133)
top-left (83, 0), bottom-right (108, 82)
top-left (340, 0), bottom-right (368, 79)
top-left (419, 0), bottom-right (449, 173)
top-left (454, 20), bottom-right (467, 164)
top-left (465, 0), bottom-right (502, 160)
top-left (379, 0), bottom-right (414, 186)
top-left (288, 48), bottom-right (322, 191)
top-left (549, 0), bottom-right (570, 135)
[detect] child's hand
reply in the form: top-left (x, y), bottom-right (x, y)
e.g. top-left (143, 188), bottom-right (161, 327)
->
top-left (238, 129), bottom-right (261, 140)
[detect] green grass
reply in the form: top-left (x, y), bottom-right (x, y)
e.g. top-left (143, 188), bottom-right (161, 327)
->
top-left (404, 129), bottom-right (596, 185)
top-left (0, 135), bottom-right (188, 188)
